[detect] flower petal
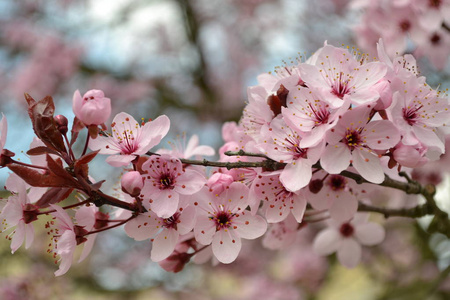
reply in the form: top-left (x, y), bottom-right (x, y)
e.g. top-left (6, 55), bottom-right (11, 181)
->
top-left (212, 229), bottom-right (242, 264)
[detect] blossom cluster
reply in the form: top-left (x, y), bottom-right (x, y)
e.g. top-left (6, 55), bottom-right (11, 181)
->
top-left (0, 40), bottom-right (449, 276)
top-left (351, 0), bottom-right (450, 69)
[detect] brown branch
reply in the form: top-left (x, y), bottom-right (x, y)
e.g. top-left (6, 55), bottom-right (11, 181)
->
top-left (358, 202), bottom-right (433, 219)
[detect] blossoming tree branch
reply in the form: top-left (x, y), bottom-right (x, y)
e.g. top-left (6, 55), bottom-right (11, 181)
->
top-left (1, 40), bottom-right (449, 276)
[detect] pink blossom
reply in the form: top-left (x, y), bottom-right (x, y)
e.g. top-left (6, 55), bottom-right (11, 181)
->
top-left (89, 112), bottom-right (170, 167)
top-left (140, 154), bottom-right (205, 218)
top-left (304, 171), bottom-right (359, 222)
top-left (207, 172), bottom-right (235, 195)
top-left (414, 29), bottom-right (450, 70)
top-left (158, 133), bottom-right (215, 159)
top-left (74, 204), bottom-right (104, 263)
top-left (282, 86), bottom-right (346, 148)
top-left (321, 105), bottom-right (400, 183)
top-left (313, 213), bottom-right (385, 268)
top-left (49, 205), bottom-right (79, 276)
top-left (258, 116), bottom-right (324, 192)
top-left (125, 199), bottom-right (196, 262)
top-left (392, 142), bottom-right (429, 168)
top-left (121, 171), bottom-right (144, 197)
top-left (193, 184), bottom-right (267, 264)
top-left (252, 172), bottom-right (307, 223)
top-left (262, 214), bottom-right (300, 250)
top-left (72, 89), bottom-right (111, 126)
top-left (386, 76), bottom-right (450, 156)
top-left (299, 44), bottom-right (387, 108)
top-left (412, 0), bottom-right (450, 32)
top-left (0, 174), bottom-right (39, 253)
top-left (241, 85), bottom-right (274, 142)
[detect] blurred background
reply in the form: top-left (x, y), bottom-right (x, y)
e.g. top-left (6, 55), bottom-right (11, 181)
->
top-left (0, 0), bottom-right (450, 299)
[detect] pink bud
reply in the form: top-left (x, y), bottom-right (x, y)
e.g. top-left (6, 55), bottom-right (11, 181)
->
top-left (72, 89), bottom-right (111, 126)
top-left (207, 172), bottom-right (234, 195)
top-left (393, 143), bottom-right (429, 168)
top-left (121, 171), bottom-right (144, 197)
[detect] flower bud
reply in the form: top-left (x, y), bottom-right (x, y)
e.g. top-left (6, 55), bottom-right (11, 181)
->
top-left (308, 179), bottom-right (323, 194)
top-left (121, 171), bottom-right (144, 197)
top-left (72, 89), bottom-right (111, 126)
top-left (207, 172), bottom-right (234, 195)
top-left (54, 114), bottom-right (69, 135)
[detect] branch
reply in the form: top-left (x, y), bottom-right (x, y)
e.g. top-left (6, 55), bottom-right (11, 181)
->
top-left (358, 202), bottom-right (433, 219)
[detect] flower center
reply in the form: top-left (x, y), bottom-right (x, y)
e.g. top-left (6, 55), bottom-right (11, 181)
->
top-left (399, 20), bottom-right (411, 32)
top-left (159, 175), bottom-right (175, 190)
top-left (430, 33), bottom-right (441, 45)
top-left (345, 130), bottom-right (363, 150)
top-left (402, 105), bottom-right (423, 126)
top-left (212, 211), bottom-right (233, 231)
top-left (331, 72), bottom-right (352, 99)
top-left (429, 0), bottom-right (442, 8)
top-left (327, 175), bottom-right (347, 191)
top-left (339, 223), bottom-right (354, 237)
top-left (163, 213), bottom-right (180, 230)
top-left (308, 102), bottom-right (330, 125)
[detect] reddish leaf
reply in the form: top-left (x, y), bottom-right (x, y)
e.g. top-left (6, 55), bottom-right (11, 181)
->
top-left (26, 94), bottom-right (67, 154)
top-left (7, 164), bottom-right (82, 189)
top-left (46, 154), bottom-right (74, 181)
top-left (27, 146), bottom-right (60, 157)
top-left (77, 150), bottom-right (100, 165)
top-left (70, 116), bottom-right (85, 146)
top-left (73, 151), bottom-right (100, 181)
top-left (35, 187), bottom-right (73, 208)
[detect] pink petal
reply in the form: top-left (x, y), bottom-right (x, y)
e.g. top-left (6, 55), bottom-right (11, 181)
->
top-left (24, 223), bottom-right (34, 250)
top-left (337, 238), bottom-right (361, 268)
top-left (212, 229), bottom-right (242, 264)
top-left (364, 120), bottom-right (401, 150)
top-left (89, 136), bottom-right (121, 154)
top-left (352, 149), bottom-right (385, 184)
top-left (222, 182), bottom-right (249, 212)
top-left (290, 194), bottom-right (307, 223)
top-left (320, 143), bottom-right (351, 174)
top-left (10, 221), bottom-right (25, 253)
top-left (137, 115), bottom-right (170, 154)
top-left (177, 205), bottom-right (196, 235)
top-left (105, 154), bottom-right (136, 167)
top-left (124, 213), bottom-right (159, 241)
top-left (150, 190), bottom-right (180, 219)
top-left (412, 126), bottom-right (445, 153)
top-left (280, 159), bottom-right (312, 192)
top-left (151, 229), bottom-right (179, 262)
top-left (75, 206), bottom-right (96, 230)
top-left (329, 193), bottom-right (358, 223)
top-left (194, 217), bottom-right (216, 245)
top-left (313, 228), bottom-right (341, 255)
top-left (174, 169), bottom-right (206, 195)
top-left (265, 202), bottom-right (290, 223)
top-left (355, 222), bottom-right (385, 246)
top-left (78, 234), bottom-right (96, 263)
top-left (234, 213), bottom-right (267, 239)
